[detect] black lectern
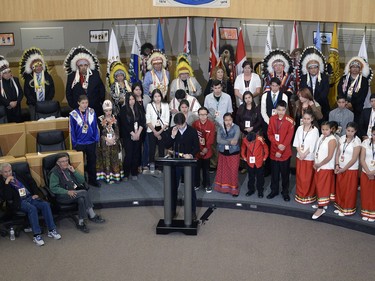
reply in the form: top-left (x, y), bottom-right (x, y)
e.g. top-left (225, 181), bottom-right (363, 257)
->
top-left (155, 157), bottom-right (198, 235)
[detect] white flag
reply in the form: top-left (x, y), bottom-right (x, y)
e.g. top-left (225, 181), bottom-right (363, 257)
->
top-left (265, 25), bottom-right (272, 56)
top-left (107, 28), bottom-right (120, 74)
top-left (290, 21), bottom-right (299, 53)
top-left (358, 33), bottom-right (372, 108)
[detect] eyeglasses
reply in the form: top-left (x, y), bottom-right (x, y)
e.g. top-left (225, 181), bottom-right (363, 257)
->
top-left (198, 114), bottom-right (208, 116)
top-left (57, 159), bottom-right (69, 163)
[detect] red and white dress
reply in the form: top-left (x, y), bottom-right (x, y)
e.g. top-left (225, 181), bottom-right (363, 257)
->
top-left (360, 139), bottom-right (375, 219)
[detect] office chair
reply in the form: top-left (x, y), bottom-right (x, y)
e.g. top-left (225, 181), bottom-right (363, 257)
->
top-left (0, 105), bottom-right (7, 124)
top-left (36, 130), bottom-right (66, 152)
top-left (34, 100), bottom-right (61, 120)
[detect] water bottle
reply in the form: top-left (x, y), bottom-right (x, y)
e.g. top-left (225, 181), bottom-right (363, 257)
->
top-left (150, 163), bottom-right (155, 174)
top-left (9, 227), bottom-right (15, 241)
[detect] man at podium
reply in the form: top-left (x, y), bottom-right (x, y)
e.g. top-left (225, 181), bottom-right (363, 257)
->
top-left (164, 113), bottom-right (200, 220)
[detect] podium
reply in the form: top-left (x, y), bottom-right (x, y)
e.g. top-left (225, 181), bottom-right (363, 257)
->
top-left (155, 157), bottom-right (198, 235)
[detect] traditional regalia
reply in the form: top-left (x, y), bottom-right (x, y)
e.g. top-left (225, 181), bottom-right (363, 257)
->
top-left (65, 45), bottom-right (105, 116)
top-left (169, 53), bottom-right (202, 99)
top-left (108, 61), bottom-right (131, 115)
top-left (19, 47), bottom-right (55, 120)
top-left (142, 49), bottom-right (170, 98)
top-left (299, 46), bottom-right (330, 120)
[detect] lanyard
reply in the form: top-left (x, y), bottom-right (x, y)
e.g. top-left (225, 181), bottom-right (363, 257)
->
top-left (78, 109), bottom-right (88, 126)
top-left (372, 142), bottom-right (375, 160)
top-left (301, 126), bottom-right (311, 144)
top-left (342, 138), bottom-right (353, 155)
top-left (276, 118), bottom-right (283, 133)
top-left (316, 136), bottom-right (326, 154)
top-left (61, 168), bottom-right (73, 183)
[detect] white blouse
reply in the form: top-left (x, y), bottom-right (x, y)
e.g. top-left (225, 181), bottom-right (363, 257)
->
top-left (314, 134), bottom-right (337, 170)
top-left (234, 73), bottom-right (261, 106)
top-left (361, 139), bottom-right (375, 172)
top-left (145, 102), bottom-right (170, 133)
top-left (337, 135), bottom-right (361, 170)
top-left (293, 125), bottom-right (319, 161)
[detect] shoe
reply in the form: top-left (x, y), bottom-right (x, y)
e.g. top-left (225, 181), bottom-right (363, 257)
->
top-left (334, 209), bottom-right (340, 214)
top-left (246, 190), bottom-right (255, 197)
top-left (362, 216), bottom-right (369, 221)
top-left (258, 191), bottom-right (264, 198)
top-left (89, 215), bottom-right (105, 224)
top-left (205, 186), bottom-right (213, 193)
top-left (337, 212), bottom-right (345, 217)
top-left (47, 229), bottom-right (62, 240)
top-left (89, 181), bottom-right (101, 187)
top-left (77, 223), bottom-right (90, 233)
top-left (282, 194), bottom-right (290, 202)
top-left (232, 194), bottom-right (239, 197)
top-left (33, 235), bottom-right (45, 246)
top-left (312, 205), bottom-right (328, 210)
top-left (192, 213), bottom-right (197, 221)
top-left (312, 209), bottom-right (326, 220)
top-left (194, 186), bottom-right (200, 191)
top-left (369, 218), bottom-right (375, 223)
top-left (266, 192), bottom-right (278, 199)
top-left (132, 176), bottom-right (138, 180)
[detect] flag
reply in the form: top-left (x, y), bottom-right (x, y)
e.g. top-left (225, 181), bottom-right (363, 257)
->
top-left (129, 25), bottom-right (141, 84)
top-left (358, 32), bottom-right (372, 108)
top-left (208, 18), bottom-right (219, 76)
top-left (264, 24), bottom-right (272, 56)
top-left (183, 17), bottom-right (191, 61)
top-left (327, 23), bottom-right (340, 108)
top-left (290, 21), bottom-right (299, 53)
top-left (156, 19), bottom-right (165, 52)
top-left (107, 28), bottom-right (120, 75)
top-left (235, 27), bottom-right (246, 76)
top-left (314, 22), bottom-right (322, 51)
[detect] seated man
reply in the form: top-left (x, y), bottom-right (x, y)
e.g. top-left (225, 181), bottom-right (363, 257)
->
top-left (0, 162), bottom-right (61, 246)
top-left (48, 153), bottom-right (105, 233)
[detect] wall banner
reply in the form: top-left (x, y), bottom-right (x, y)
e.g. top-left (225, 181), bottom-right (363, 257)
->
top-left (153, 0), bottom-right (230, 8)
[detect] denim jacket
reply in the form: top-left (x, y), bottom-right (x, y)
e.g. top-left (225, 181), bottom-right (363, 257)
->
top-left (217, 123), bottom-right (240, 154)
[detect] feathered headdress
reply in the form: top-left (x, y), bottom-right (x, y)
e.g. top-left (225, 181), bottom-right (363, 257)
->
top-left (64, 45), bottom-right (99, 75)
top-left (19, 47), bottom-right (47, 80)
top-left (146, 49), bottom-right (168, 71)
top-left (344, 56), bottom-right (372, 81)
top-left (262, 49), bottom-right (293, 77)
top-left (0, 56), bottom-right (10, 74)
top-left (108, 61), bottom-right (131, 86)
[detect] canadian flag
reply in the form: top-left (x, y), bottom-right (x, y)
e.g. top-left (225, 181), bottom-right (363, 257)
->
top-left (235, 27), bottom-right (246, 77)
top-left (290, 21), bottom-right (299, 53)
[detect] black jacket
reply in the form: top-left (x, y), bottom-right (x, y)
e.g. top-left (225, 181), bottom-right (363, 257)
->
top-left (359, 108), bottom-right (373, 139)
top-left (23, 71), bottom-right (55, 105)
top-left (0, 172), bottom-right (41, 211)
top-left (66, 70), bottom-right (105, 116)
top-left (163, 125), bottom-right (200, 156)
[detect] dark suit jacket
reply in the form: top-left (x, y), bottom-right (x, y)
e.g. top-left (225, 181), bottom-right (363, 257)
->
top-left (163, 125), bottom-right (200, 156)
top-left (0, 172), bottom-right (40, 211)
top-left (23, 71), bottom-right (55, 105)
top-left (359, 108), bottom-right (373, 139)
top-left (300, 73), bottom-right (330, 120)
top-left (66, 70), bottom-right (105, 116)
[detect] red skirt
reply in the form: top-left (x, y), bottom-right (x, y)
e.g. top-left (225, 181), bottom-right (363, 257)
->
top-left (214, 153), bottom-right (240, 195)
top-left (295, 159), bottom-right (316, 204)
top-left (360, 172), bottom-right (375, 219)
top-left (334, 170), bottom-right (358, 215)
top-left (314, 169), bottom-right (334, 207)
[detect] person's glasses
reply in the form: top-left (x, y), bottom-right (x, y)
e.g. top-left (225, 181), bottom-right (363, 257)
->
top-left (199, 114), bottom-right (208, 116)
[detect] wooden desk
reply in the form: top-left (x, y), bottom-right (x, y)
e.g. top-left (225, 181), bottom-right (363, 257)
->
top-left (0, 156), bottom-right (26, 164)
top-left (0, 123), bottom-right (26, 157)
top-left (25, 150), bottom-right (84, 187)
top-left (24, 118), bottom-right (70, 153)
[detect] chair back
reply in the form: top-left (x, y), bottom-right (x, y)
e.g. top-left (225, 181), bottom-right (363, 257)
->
top-left (35, 100), bottom-right (61, 120)
top-left (36, 130), bottom-right (66, 152)
top-left (42, 154), bottom-right (61, 187)
top-left (0, 105), bottom-right (7, 124)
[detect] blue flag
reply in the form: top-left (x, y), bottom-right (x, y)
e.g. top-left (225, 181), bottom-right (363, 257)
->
top-left (314, 22), bottom-right (322, 51)
top-left (129, 25), bottom-right (141, 83)
top-left (156, 19), bottom-right (165, 52)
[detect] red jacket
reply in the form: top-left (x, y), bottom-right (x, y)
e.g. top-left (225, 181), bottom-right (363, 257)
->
top-left (241, 135), bottom-right (269, 168)
top-left (267, 114), bottom-right (294, 161)
top-left (192, 119), bottom-right (216, 159)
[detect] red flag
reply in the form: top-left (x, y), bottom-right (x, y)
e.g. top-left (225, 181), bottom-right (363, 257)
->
top-left (290, 21), bottom-right (299, 52)
top-left (208, 18), bottom-right (219, 76)
top-left (235, 27), bottom-right (246, 77)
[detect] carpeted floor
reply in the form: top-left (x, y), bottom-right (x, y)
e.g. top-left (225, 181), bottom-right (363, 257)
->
top-left (1, 207), bottom-right (375, 281)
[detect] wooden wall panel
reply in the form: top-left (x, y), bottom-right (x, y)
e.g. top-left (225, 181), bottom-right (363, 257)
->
top-left (1, 0), bottom-right (374, 24)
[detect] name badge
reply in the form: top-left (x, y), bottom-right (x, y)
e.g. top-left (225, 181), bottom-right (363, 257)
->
top-left (245, 121), bottom-right (251, 128)
top-left (371, 160), bottom-right (375, 167)
top-left (315, 152), bottom-right (319, 159)
top-left (199, 136), bottom-right (205, 146)
top-left (249, 156), bottom-right (256, 163)
top-left (300, 144), bottom-right (304, 151)
top-left (107, 133), bottom-right (113, 139)
top-left (82, 124), bottom-right (88, 134)
top-left (73, 183), bottom-right (78, 189)
top-left (272, 109), bottom-right (277, 116)
top-left (18, 188), bottom-right (27, 197)
top-left (155, 120), bottom-right (161, 126)
top-left (275, 134), bottom-right (280, 142)
top-left (215, 111), bottom-right (220, 117)
top-left (225, 145), bottom-right (230, 150)
top-left (340, 155), bottom-right (345, 162)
